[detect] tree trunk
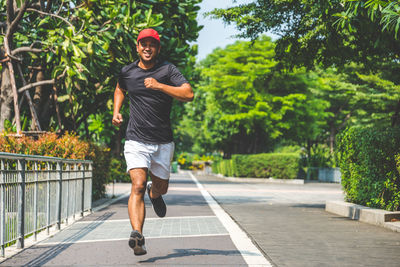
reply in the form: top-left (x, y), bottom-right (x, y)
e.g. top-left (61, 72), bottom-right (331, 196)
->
top-left (0, 65), bottom-right (13, 131)
top-left (3, 38), bottom-right (21, 133)
top-left (329, 125), bottom-right (335, 154)
top-left (52, 85), bottom-right (63, 130)
top-left (33, 67), bottom-right (51, 129)
top-left (391, 100), bottom-right (400, 127)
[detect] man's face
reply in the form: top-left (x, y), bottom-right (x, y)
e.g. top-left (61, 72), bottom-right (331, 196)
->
top-left (136, 37), bottom-right (160, 63)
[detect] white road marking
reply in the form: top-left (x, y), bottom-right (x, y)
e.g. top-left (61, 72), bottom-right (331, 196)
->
top-left (189, 172), bottom-right (273, 267)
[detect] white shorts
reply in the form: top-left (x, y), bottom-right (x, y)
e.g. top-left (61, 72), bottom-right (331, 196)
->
top-left (124, 140), bottom-right (175, 180)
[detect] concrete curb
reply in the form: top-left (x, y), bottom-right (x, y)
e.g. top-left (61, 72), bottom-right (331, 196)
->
top-left (224, 176), bottom-right (305, 184)
top-left (326, 200), bottom-right (400, 233)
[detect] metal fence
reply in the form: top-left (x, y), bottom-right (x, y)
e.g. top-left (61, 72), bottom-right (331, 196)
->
top-left (0, 152), bottom-right (92, 257)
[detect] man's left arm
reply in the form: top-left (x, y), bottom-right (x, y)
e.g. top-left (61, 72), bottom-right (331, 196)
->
top-left (144, 78), bottom-right (194, 102)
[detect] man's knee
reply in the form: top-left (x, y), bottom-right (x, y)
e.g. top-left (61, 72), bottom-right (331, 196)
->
top-left (131, 181), bottom-right (147, 195)
top-left (129, 168), bottom-right (147, 195)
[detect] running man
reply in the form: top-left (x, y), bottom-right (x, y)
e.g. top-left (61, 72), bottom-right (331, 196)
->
top-left (112, 28), bottom-right (194, 255)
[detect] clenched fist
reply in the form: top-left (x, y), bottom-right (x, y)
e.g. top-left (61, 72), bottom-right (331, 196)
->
top-left (144, 77), bottom-right (161, 90)
top-left (112, 113), bottom-right (123, 127)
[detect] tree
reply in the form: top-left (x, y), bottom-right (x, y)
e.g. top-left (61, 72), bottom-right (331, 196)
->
top-left (209, 0), bottom-right (400, 131)
top-left (208, 0), bottom-right (400, 70)
top-left (179, 36), bottom-right (331, 157)
top-left (336, 1), bottom-right (400, 38)
top-left (0, 0), bottom-right (202, 154)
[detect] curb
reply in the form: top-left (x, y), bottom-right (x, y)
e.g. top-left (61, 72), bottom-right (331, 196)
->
top-left (326, 200), bottom-right (400, 233)
top-left (220, 175), bottom-right (304, 184)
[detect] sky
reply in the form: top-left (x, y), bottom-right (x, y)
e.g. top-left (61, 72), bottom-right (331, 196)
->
top-left (193, 0), bottom-right (254, 62)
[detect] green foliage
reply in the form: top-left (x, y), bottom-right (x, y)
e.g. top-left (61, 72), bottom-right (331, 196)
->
top-left (213, 153), bottom-right (302, 180)
top-left (179, 37), bottom-right (330, 156)
top-left (307, 145), bottom-right (335, 168)
top-left (212, 159), bottom-right (236, 177)
top-left (337, 1), bottom-right (400, 38)
top-left (209, 0), bottom-right (399, 69)
top-left (88, 143), bottom-right (111, 200)
top-left (0, 132), bottom-right (110, 201)
top-left (177, 152), bottom-right (215, 170)
top-left (109, 157), bottom-right (130, 183)
top-left (1, 0), bottom-right (202, 149)
top-left (337, 125), bottom-right (400, 211)
top-left (273, 145), bottom-right (302, 154)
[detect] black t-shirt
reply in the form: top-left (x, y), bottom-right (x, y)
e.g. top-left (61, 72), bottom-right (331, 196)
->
top-left (118, 60), bottom-right (188, 144)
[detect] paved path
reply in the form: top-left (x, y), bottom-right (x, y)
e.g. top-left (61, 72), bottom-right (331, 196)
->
top-left (0, 172), bottom-right (268, 266)
top-left (1, 172), bottom-right (399, 266)
top-left (194, 173), bottom-right (400, 267)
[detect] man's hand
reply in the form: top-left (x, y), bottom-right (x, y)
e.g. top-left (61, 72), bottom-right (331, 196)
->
top-left (144, 77), bottom-right (161, 90)
top-left (112, 113), bottom-right (123, 127)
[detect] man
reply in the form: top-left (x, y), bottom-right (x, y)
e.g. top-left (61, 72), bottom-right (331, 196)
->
top-left (112, 28), bottom-right (194, 256)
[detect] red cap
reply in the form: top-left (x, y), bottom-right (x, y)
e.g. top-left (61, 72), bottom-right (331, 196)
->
top-left (137, 28), bottom-right (160, 43)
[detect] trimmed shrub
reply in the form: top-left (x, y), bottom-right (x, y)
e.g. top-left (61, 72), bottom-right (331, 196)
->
top-left (0, 132), bottom-right (110, 201)
top-left (87, 143), bottom-right (110, 200)
top-left (337, 126), bottom-right (400, 211)
top-left (212, 153), bottom-right (301, 179)
top-left (177, 152), bottom-right (215, 170)
top-left (109, 157), bottom-right (130, 182)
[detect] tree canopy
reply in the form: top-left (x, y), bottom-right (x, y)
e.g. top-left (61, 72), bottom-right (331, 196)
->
top-left (0, 0), bottom-right (202, 154)
top-left (209, 0), bottom-right (400, 70)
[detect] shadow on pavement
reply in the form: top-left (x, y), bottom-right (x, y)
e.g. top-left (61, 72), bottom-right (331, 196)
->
top-left (139, 248), bottom-right (245, 263)
top-left (291, 203), bottom-right (325, 209)
top-left (1, 212), bottom-right (115, 266)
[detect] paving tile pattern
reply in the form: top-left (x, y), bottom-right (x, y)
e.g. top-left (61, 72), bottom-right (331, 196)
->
top-left (41, 216), bottom-right (227, 244)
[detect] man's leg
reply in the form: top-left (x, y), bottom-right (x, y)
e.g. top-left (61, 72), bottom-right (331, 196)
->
top-left (146, 172), bottom-right (169, 217)
top-left (128, 168), bottom-right (147, 233)
top-left (149, 172), bottom-right (169, 199)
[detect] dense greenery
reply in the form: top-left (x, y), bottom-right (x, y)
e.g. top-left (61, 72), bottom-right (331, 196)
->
top-left (209, 0), bottom-right (400, 70)
top-left (337, 126), bottom-right (400, 211)
top-left (178, 36), bottom-right (330, 157)
top-left (212, 152), bottom-right (302, 180)
top-left (178, 36), bottom-right (400, 167)
top-left (0, 0), bottom-right (202, 153)
top-left (1, 0), bottom-right (400, 211)
top-left (0, 0), bottom-right (202, 198)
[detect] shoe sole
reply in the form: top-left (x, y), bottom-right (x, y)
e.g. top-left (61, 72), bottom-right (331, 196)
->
top-left (147, 182), bottom-right (166, 217)
top-left (151, 197), bottom-right (166, 217)
top-left (129, 238), bottom-right (147, 256)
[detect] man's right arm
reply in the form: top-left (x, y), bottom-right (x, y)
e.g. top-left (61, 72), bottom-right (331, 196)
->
top-left (112, 83), bottom-right (125, 127)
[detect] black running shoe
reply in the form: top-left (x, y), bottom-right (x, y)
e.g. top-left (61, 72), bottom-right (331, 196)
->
top-left (147, 181), bottom-right (167, 217)
top-left (128, 230), bottom-right (147, 255)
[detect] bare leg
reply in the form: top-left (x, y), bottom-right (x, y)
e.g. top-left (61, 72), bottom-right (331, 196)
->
top-left (149, 172), bottom-right (169, 199)
top-left (128, 168), bottom-right (147, 234)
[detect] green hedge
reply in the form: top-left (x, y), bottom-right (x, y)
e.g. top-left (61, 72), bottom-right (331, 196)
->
top-left (212, 153), bottom-right (301, 180)
top-left (337, 126), bottom-right (400, 211)
top-left (109, 157), bottom-right (130, 182)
